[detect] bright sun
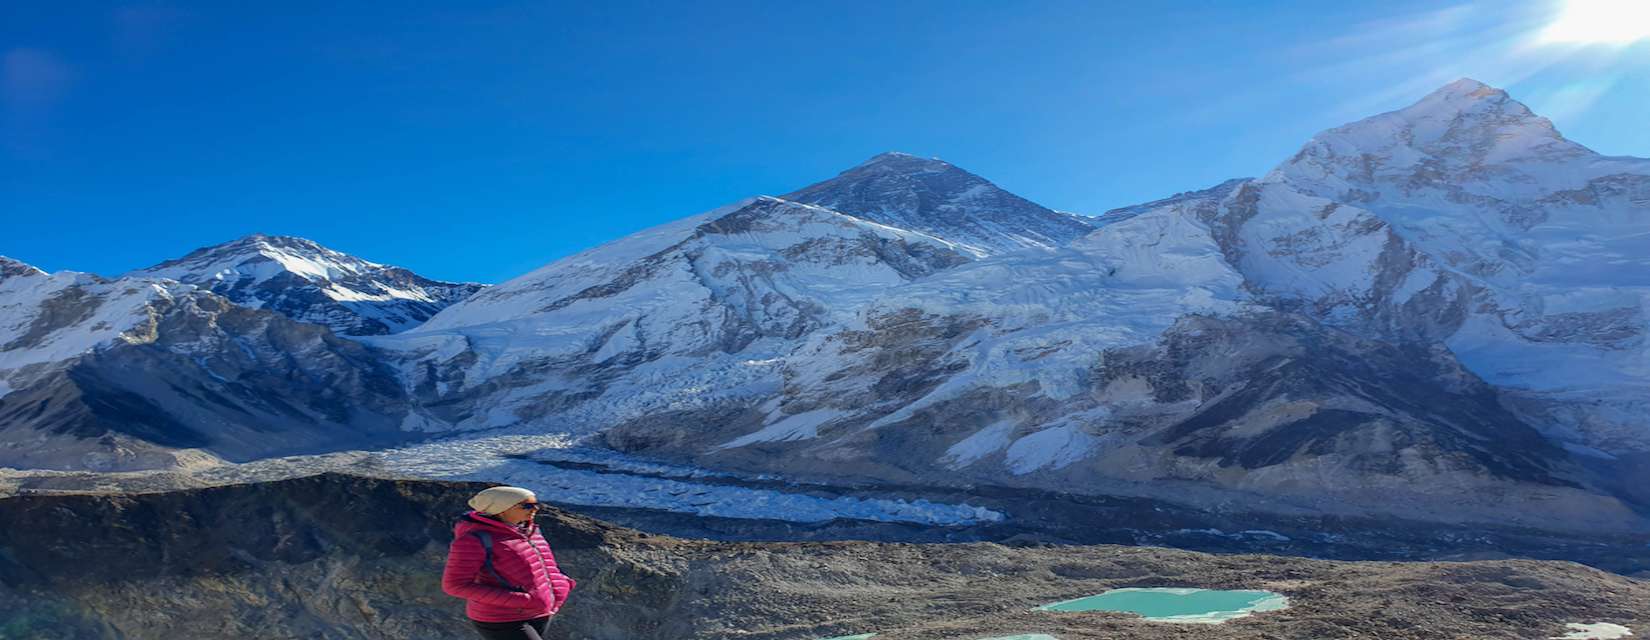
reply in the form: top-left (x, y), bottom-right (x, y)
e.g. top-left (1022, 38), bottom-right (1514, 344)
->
top-left (1540, 0), bottom-right (1650, 44)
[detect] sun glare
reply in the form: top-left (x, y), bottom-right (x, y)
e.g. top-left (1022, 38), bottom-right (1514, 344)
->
top-left (1540, 0), bottom-right (1650, 44)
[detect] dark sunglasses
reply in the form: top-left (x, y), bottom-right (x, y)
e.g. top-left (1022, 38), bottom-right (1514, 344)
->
top-left (514, 502), bottom-right (541, 511)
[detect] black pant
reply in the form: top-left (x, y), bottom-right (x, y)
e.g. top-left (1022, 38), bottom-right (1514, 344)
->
top-left (470, 616), bottom-right (551, 640)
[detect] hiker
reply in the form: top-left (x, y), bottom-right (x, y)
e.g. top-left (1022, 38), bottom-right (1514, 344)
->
top-left (443, 486), bottom-right (577, 640)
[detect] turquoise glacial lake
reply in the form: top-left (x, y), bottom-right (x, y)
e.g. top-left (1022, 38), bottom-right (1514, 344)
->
top-left (1037, 587), bottom-right (1289, 624)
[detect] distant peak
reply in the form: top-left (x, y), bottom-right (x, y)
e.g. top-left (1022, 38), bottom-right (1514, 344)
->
top-left (1423, 77), bottom-right (1510, 102)
top-left (137, 233), bottom-right (372, 281)
top-left (1399, 77), bottom-right (1534, 122)
top-left (1437, 77), bottom-right (1495, 95)
top-left (844, 151), bottom-right (954, 175)
top-left (1293, 78), bottom-right (1559, 157)
top-left (780, 150), bottom-right (1091, 255)
top-left (1272, 78), bottom-right (1594, 192)
top-left (232, 233), bottom-right (319, 249)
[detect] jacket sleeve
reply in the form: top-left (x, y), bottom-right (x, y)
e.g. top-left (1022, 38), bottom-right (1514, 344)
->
top-left (550, 572), bottom-right (575, 612)
top-left (441, 535), bottom-right (536, 607)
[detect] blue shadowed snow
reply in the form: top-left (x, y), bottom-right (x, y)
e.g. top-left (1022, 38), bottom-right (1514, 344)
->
top-left (1037, 587), bottom-right (1288, 624)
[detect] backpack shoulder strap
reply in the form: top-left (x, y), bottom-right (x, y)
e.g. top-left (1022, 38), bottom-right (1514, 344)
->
top-left (469, 530), bottom-right (525, 592)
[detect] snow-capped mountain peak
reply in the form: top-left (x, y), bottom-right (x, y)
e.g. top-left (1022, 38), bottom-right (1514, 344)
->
top-left (142, 233), bottom-right (387, 286)
top-left (782, 152), bottom-right (1094, 256)
top-left (1412, 77), bottom-right (1528, 116)
top-left (842, 151), bottom-right (955, 176)
top-left (130, 234), bottom-right (484, 336)
top-left (1270, 78), bottom-right (1621, 199)
top-left (1211, 79), bottom-right (1650, 454)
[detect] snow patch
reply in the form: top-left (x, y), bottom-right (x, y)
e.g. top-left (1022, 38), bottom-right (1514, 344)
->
top-left (719, 409), bottom-right (843, 449)
top-left (1551, 623), bottom-right (1633, 640)
top-left (1005, 425), bottom-right (1099, 475)
top-left (940, 419), bottom-right (1018, 469)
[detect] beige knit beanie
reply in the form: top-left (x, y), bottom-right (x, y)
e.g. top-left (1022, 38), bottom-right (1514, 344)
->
top-left (468, 486), bottom-right (536, 515)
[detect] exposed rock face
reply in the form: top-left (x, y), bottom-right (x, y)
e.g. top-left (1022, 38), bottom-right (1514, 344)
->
top-left (131, 234), bottom-right (484, 336)
top-left (0, 474), bottom-right (1646, 640)
top-left (784, 152), bottom-right (1096, 256)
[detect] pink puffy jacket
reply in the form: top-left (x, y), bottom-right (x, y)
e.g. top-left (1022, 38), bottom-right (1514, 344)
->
top-left (442, 511), bottom-right (577, 623)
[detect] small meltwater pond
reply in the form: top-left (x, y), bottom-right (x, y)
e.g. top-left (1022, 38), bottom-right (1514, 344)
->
top-left (1037, 587), bottom-right (1289, 624)
top-left (823, 634), bottom-right (1058, 640)
top-left (815, 587), bottom-right (1288, 640)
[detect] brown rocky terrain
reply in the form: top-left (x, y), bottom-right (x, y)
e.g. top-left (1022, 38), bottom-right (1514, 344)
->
top-left (0, 473), bottom-right (1643, 639)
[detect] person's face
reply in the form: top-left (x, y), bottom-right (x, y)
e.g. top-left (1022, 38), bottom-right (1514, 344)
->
top-left (498, 499), bottom-right (540, 525)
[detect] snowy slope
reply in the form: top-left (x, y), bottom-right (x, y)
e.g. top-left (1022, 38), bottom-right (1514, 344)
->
top-left (716, 201), bottom-right (1248, 449)
top-left (376, 196), bottom-right (973, 432)
top-left (1, 257), bottom-right (180, 385)
top-left (132, 234), bottom-right (484, 336)
top-left (783, 152), bottom-right (1095, 256)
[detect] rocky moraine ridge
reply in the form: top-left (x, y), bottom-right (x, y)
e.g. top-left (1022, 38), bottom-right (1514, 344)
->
top-left (2, 78), bottom-right (1648, 547)
top-left (0, 473), bottom-right (1645, 640)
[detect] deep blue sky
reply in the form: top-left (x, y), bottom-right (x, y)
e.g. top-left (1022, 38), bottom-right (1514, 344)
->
top-left (5, 1), bottom-right (1647, 283)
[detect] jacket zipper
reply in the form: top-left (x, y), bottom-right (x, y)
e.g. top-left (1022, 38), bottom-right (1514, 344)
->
top-left (506, 523), bottom-right (557, 610)
top-left (524, 523), bottom-right (556, 605)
